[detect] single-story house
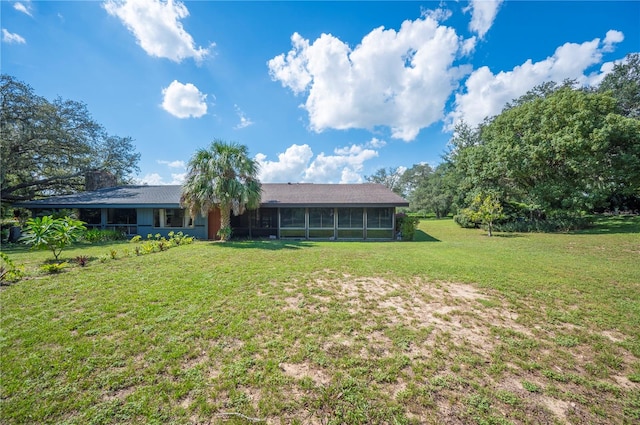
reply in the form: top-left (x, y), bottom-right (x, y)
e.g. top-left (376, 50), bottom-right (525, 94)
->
top-left (18, 183), bottom-right (409, 240)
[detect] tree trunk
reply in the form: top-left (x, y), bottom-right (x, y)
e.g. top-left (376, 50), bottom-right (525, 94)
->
top-left (219, 204), bottom-right (232, 241)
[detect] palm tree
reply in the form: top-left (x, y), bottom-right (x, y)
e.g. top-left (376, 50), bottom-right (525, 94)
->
top-left (180, 140), bottom-right (261, 241)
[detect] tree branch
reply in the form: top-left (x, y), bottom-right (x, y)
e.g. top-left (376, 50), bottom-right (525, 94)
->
top-left (2, 172), bottom-right (85, 196)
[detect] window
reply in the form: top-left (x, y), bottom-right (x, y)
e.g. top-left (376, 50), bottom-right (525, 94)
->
top-left (367, 208), bottom-right (393, 229)
top-left (79, 208), bottom-right (101, 225)
top-left (280, 208), bottom-right (305, 228)
top-left (309, 208), bottom-right (334, 228)
top-left (106, 208), bottom-right (137, 234)
top-left (252, 208), bottom-right (278, 229)
top-left (153, 209), bottom-right (193, 228)
top-left (337, 208), bottom-right (363, 228)
top-left (107, 208), bottom-right (136, 225)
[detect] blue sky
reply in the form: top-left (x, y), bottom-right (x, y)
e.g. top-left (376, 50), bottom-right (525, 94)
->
top-left (2, 1), bottom-right (639, 185)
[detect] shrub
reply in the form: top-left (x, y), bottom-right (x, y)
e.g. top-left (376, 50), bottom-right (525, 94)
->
top-left (217, 226), bottom-right (232, 241)
top-left (75, 255), bottom-right (89, 267)
top-left (453, 211), bottom-right (479, 229)
top-left (21, 216), bottom-right (87, 260)
top-left (141, 241), bottom-right (156, 254)
top-left (40, 262), bottom-right (67, 274)
top-left (84, 229), bottom-right (127, 243)
top-left (458, 193), bottom-right (505, 236)
top-left (493, 215), bottom-right (594, 233)
top-left (395, 213), bottom-right (420, 241)
top-left (0, 252), bottom-right (24, 283)
top-left (128, 232), bottom-right (194, 256)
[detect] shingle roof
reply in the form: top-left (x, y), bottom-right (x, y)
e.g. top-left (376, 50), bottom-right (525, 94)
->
top-left (17, 185), bottom-right (183, 208)
top-left (18, 183), bottom-right (409, 208)
top-left (260, 183), bottom-right (409, 207)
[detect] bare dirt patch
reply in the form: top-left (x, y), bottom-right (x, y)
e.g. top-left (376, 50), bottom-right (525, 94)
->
top-left (273, 275), bottom-right (639, 424)
top-left (280, 361), bottom-right (331, 386)
top-left (325, 277), bottom-right (510, 354)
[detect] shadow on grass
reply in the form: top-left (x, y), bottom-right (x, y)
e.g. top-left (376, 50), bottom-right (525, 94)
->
top-left (412, 230), bottom-right (440, 242)
top-left (213, 239), bottom-right (315, 250)
top-left (574, 216), bottom-right (640, 235)
top-left (493, 233), bottom-right (525, 238)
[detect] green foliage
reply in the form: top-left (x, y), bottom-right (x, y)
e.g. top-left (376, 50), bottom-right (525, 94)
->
top-left (365, 166), bottom-right (406, 195)
top-left (459, 193), bottom-right (505, 236)
top-left (395, 213), bottom-right (420, 241)
top-left (0, 74), bottom-right (140, 205)
top-left (20, 215), bottom-right (87, 259)
top-left (180, 140), bottom-right (261, 241)
top-left (217, 226), bottom-right (232, 241)
top-left (598, 53), bottom-right (640, 118)
top-left (0, 252), bottom-right (24, 283)
top-left (127, 231), bottom-right (195, 257)
top-left (453, 211), bottom-right (479, 229)
top-left (141, 242), bottom-right (156, 254)
top-left (83, 229), bottom-right (127, 243)
top-left (408, 163), bottom-right (458, 218)
top-left (40, 262), bottom-right (67, 274)
top-left (445, 84), bottom-right (640, 222)
top-left (493, 215), bottom-right (593, 233)
top-left (521, 380), bottom-right (541, 393)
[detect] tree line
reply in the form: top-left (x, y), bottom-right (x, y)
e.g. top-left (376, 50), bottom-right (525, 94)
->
top-left (368, 53), bottom-right (640, 229)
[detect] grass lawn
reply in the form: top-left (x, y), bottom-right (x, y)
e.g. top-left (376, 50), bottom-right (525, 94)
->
top-left (1, 217), bottom-right (639, 424)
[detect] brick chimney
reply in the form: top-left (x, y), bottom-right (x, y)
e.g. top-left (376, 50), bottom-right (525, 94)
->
top-left (85, 170), bottom-right (117, 191)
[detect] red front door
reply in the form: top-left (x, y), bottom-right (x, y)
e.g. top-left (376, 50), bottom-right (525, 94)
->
top-left (207, 208), bottom-right (221, 240)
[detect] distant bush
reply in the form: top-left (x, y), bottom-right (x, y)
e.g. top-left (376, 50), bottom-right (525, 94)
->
top-left (453, 211), bottom-right (479, 229)
top-left (84, 229), bottom-right (127, 243)
top-left (494, 216), bottom-right (593, 233)
top-left (395, 213), bottom-right (420, 241)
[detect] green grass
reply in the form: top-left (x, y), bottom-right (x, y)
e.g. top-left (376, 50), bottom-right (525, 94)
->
top-left (1, 217), bottom-right (639, 424)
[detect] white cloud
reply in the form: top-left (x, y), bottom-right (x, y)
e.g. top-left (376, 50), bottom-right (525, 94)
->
top-left (137, 171), bottom-right (185, 185)
top-left (367, 137), bottom-right (387, 149)
top-left (2, 29), bottom-right (26, 44)
top-left (267, 33), bottom-right (312, 94)
top-left (448, 33), bottom-right (625, 128)
top-left (157, 159), bottom-right (186, 168)
top-left (305, 145), bottom-right (378, 184)
top-left (136, 159), bottom-right (187, 185)
top-left (234, 105), bottom-right (254, 129)
top-left (169, 172), bottom-right (186, 184)
top-left (256, 142), bottom-right (379, 184)
top-left (161, 80), bottom-right (207, 118)
top-left (466, 0), bottom-right (503, 39)
top-left (103, 0), bottom-right (211, 63)
top-left (255, 144), bottom-right (314, 183)
top-left (268, 13), bottom-right (473, 141)
top-left (14, 2), bottom-right (33, 17)
top-left (137, 172), bottom-right (164, 185)
top-left (603, 29), bottom-right (624, 52)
